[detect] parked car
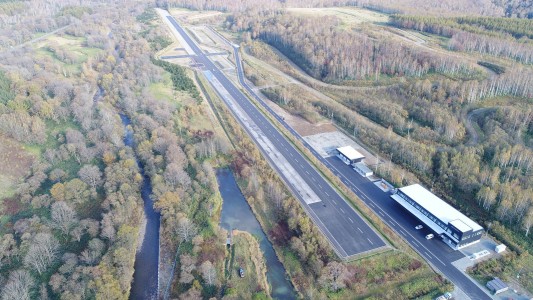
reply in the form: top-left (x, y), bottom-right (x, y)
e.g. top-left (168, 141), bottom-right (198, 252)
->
top-left (238, 267), bottom-right (245, 278)
top-left (435, 292), bottom-right (453, 300)
top-left (415, 225), bottom-right (423, 230)
top-left (426, 234), bottom-right (434, 239)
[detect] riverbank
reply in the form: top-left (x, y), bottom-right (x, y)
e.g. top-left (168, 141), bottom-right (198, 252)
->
top-left (136, 216), bottom-right (147, 252)
top-left (217, 168), bottom-right (297, 299)
top-left (122, 114), bottom-right (162, 300)
top-left (224, 230), bottom-right (270, 298)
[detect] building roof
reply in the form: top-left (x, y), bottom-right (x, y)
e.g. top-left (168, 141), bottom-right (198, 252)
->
top-left (391, 194), bottom-right (445, 235)
top-left (399, 184), bottom-right (483, 232)
top-left (449, 219), bottom-right (471, 233)
top-left (336, 146), bottom-right (365, 161)
top-left (487, 277), bottom-right (508, 291)
top-left (353, 162), bottom-right (372, 174)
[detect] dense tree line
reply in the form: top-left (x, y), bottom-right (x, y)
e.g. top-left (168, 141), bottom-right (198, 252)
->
top-left (230, 12), bottom-right (479, 82)
top-left (391, 15), bottom-right (533, 39)
top-left (390, 15), bottom-right (533, 64)
top-left (449, 32), bottom-right (533, 64)
top-left (162, 0), bottom-right (507, 17)
top-left (0, 2), bottom-right (161, 299)
top-left (0, 70), bottom-right (14, 104)
top-left (0, 0), bottom-right (98, 50)
top-left (151, 58), bottom-right (200, 100)
top-left (492, 0), bottom-right (533, 18)
top-left (158, 0), bottom-right (281, 12)
top-left (261, 86), bottom-right (321, 123)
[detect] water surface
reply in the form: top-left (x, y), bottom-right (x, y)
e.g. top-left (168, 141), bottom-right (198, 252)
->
top-left (217, 168), bottom-right (296, 299)
top-left (121, 114), bottom-right (161, 300)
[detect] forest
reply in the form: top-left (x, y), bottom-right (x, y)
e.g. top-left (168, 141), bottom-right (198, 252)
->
top-left (390, 15), bottom-right (533, 64)
top-left (226, 4), bottom-right (532, 290)
top-left (230, 11), bottom-right (483, 82)
top-left (161, 0), bottom-right (520, 16)
top-left (1, 0), bottom-right (532, 299)
top-left (0, 1), bottom-right (225, 299)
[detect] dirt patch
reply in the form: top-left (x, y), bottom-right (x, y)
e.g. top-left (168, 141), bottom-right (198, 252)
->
top-left (0, 135), bottom-right (35, 199)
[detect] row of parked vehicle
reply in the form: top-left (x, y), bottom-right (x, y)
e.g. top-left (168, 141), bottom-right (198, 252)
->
top-left (414, 224), bottom-right (434, 239)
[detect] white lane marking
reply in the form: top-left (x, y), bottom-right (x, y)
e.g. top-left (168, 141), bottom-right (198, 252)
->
top-left (348, 218), bottom-right (354, 224)
top-left (340, 208), bottom-right (345, 213)
top-left (324, 191), bottom-right (329, 197)
top-left (305, 171), bottom-right (310, 175)
top-left (378, 211), bottom-right (385, 217)
top-left (358, 227), bottom-right (363, 233)
top-left (325, 159), bottom-right (450, 266)
top-left (367, 238), bottom-right (374, 245)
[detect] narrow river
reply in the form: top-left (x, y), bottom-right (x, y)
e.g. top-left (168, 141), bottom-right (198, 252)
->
top-left (217, 168), bottom-right (296, 300)
top-left (121, 114), bottom-right (161, 300)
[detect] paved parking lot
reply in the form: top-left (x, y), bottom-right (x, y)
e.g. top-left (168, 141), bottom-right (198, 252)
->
top-left (303, 131), bottom-right (378, 165)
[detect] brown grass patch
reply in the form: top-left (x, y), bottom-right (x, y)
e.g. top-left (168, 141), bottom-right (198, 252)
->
top-left (0, 135), bottom-right (35, 199)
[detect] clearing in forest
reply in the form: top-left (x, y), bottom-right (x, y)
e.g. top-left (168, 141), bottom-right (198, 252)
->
top-left (0, 136), bottom-right (35, 199)
top-left (33, 34), bottom-right (104, 76)
top-left (286, 7), bottom-right (388, 26)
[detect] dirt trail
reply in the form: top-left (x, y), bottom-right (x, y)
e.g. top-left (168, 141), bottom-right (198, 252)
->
top-left (464, 107), bottom-right (495, 146)
top-left (1, 24), bottom-right (72, 55)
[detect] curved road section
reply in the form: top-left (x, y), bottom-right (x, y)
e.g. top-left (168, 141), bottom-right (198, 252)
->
top-left (201, 16), bottom-right (493, 300)
top-left (226, 26), bottom-right (492, 300)
top-left (159, 10), bottom-right (387, 259)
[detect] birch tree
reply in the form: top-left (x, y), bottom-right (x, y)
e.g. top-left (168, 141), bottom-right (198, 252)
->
top-left (200, 260), bottom-right (217, 286)
top-left (1, 270), bottom-right (34, 300)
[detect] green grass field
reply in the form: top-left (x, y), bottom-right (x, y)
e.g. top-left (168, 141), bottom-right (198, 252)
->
top-left (33, 35), bottom-right (104, 76)
top-left (224, 231), bottom-right (270, 298)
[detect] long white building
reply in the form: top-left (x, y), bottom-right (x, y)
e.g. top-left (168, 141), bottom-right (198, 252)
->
top-left (391, 184), bottom-right (483, 250)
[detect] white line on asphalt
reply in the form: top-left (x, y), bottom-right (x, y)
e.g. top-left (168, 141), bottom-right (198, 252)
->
top-left (431, 253), bottom-right (447, 266)
top-left (349, 218), bottom-right (354, 224)
top-left (358, 228), bottom-right (363, 233)
top-left (340, 208), bottom-right (345, 213)
top-left (367, 238), bottom-right (374, 245)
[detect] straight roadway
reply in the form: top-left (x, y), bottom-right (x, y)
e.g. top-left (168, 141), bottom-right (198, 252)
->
top-left (164, 14), bottom-right (492, 299)
top-left (163, 14), bottom-right (387, 259)
top-left (214, 23), bottom-right (492, 300)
